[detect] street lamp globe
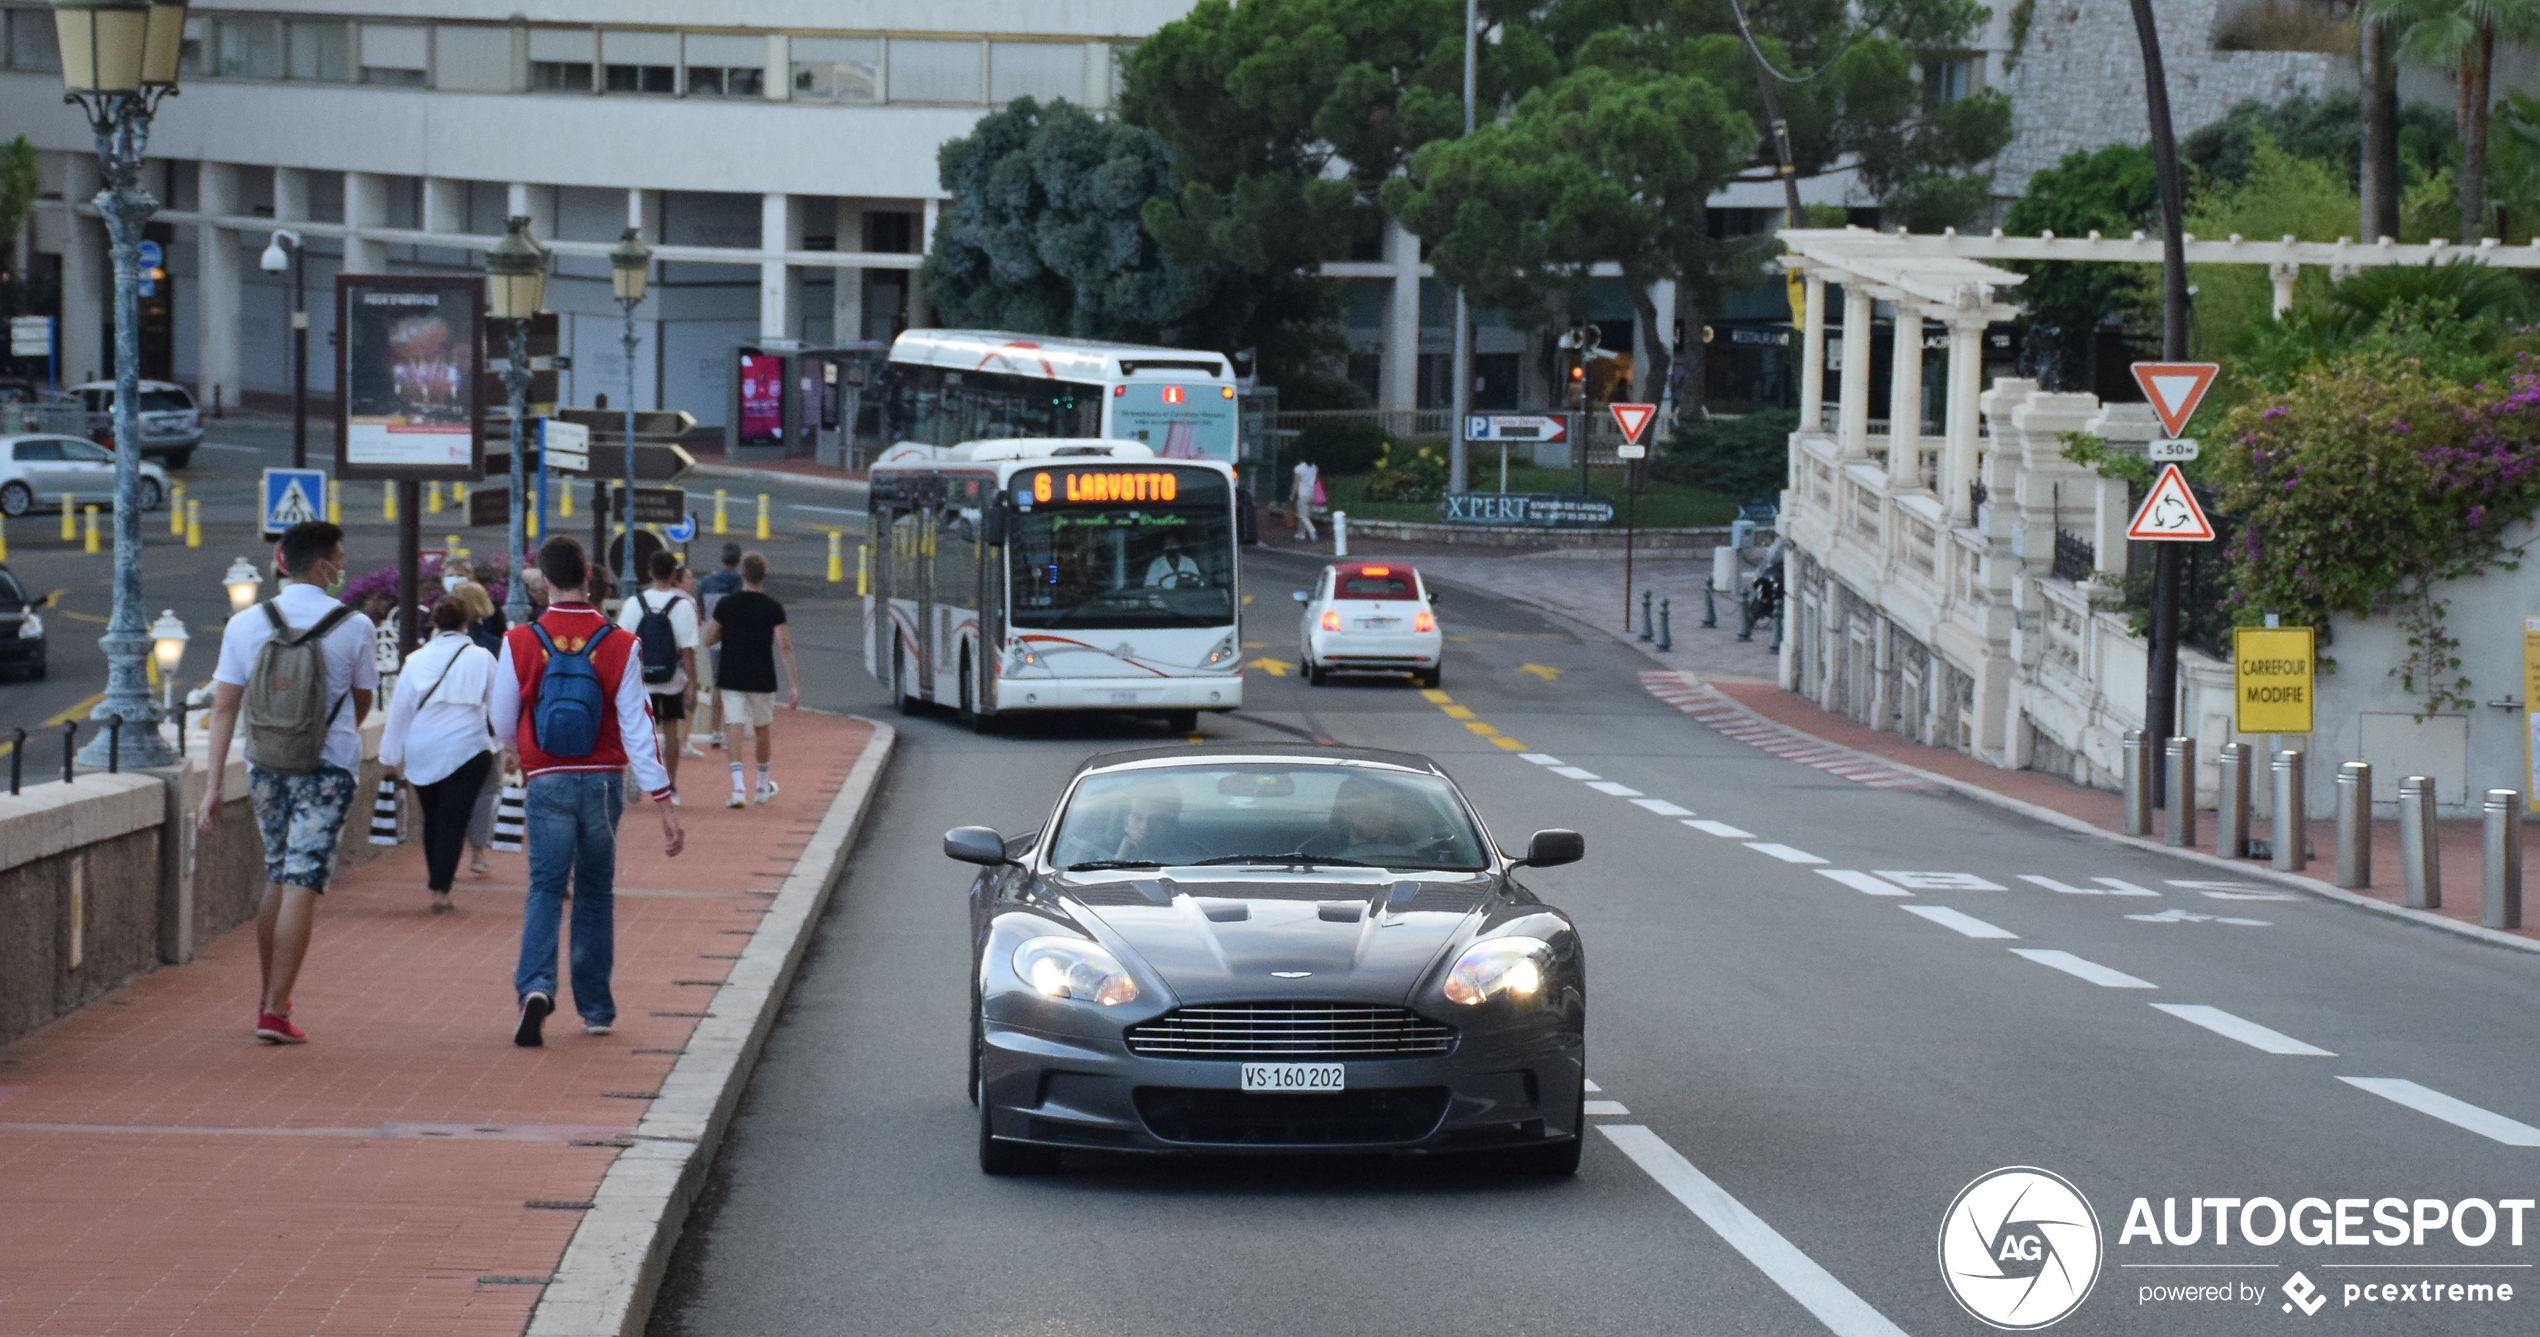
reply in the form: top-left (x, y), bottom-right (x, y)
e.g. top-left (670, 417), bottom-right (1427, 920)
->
top-left (609, 226), bottom-right (651, 304)
top-left (484, 215), bottom-right (549, 321)
top-left (222, 555), bottom-right (260, 611)
top-left (148, 608), bottom-right (186, 674)
top-left (51, 0), bottom-right (186, 94)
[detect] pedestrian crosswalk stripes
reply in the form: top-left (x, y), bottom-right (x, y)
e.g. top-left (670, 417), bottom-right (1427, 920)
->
top-left (1637, 672), bottom-right (1941, 790)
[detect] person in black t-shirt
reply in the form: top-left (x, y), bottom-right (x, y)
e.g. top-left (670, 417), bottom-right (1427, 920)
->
top-left (701, 551), bottom-right (798, 808)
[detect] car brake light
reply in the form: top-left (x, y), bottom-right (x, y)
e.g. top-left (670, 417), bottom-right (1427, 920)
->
top-left (1320, 610), bottom-right (1340, 632)
top-left (1414, 612), bottom-right (1434, 633)
top-left (1360, 565), bottom-right (1389, 576)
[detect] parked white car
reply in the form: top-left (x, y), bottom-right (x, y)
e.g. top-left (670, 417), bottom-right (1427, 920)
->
top-left (1295, 561), bottom-right (1444, 688)
top-left (0, 434), bottom-right (171, 516)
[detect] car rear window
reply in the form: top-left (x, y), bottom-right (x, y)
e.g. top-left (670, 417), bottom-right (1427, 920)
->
top-left (139, 390), bottom-right (193, 413)
top-left (1334, 568), bottom-right (1417, 599)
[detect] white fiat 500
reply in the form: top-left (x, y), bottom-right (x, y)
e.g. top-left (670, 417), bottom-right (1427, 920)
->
top-left (1295, 562), bottom-right (1443, 687)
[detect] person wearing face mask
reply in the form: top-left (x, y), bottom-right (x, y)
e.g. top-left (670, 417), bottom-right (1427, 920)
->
top-left (193, 521), bottom-right (380, 1045)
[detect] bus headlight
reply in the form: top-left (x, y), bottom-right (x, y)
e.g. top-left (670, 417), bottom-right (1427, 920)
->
top-left (1203, 634), bottom-right (1236, 667)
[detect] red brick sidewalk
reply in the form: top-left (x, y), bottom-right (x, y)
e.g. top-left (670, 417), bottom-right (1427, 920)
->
top-left (1692, 675), bottom-right (2537, 945)
top-left (0, 712), bottom-right (879, 1336)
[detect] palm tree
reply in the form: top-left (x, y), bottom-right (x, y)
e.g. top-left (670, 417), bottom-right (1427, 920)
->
top-left (2359, 10), bottom-right (2401, 240)
top-left (2371, 0), bottom-right (2540, 242)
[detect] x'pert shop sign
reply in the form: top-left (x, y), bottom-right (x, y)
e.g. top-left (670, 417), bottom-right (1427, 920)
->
top-left (2234, 626), bottom-right (2316, 734)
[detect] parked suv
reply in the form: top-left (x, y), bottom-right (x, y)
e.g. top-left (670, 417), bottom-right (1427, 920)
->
top-left (69, 379), bottom-right (202, 468)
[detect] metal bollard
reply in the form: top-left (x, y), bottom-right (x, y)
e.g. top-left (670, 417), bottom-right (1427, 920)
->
top-left (1639, 588), bottom-right (1654, 641)
top-left (2398, 774), bottom-right (2439, 908)
top-left (8, 727), bottom-right (21, 794)
top-left (2121, 729), bottom-right (2153, 836)
top-left (2271, 750), bottom-right (2307, 871)
top-left (107, 719), bottom-right (120, 773)
top-left (2163, 736), bottom-right (2196, 847)
top-left (1768, 604), bottom-right (1784, 652)
top-left (2215, 742), bottom-right (2252, 858)
top-left (2333, 761), bottom-right (2371, 889)
top-left (2483, 789), bottom-right (2523, 930)
top-left (1655, 598), bottom-right (1672, 652)
top-left (60, 720), bottom-right (75, 783)
top-left (1702, 580), bottom-right (1719, 629)
top-left (1333, 510), bottom-right (1348, 557)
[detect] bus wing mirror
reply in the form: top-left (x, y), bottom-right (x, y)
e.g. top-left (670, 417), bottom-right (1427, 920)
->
top-left (979, 501), bottom-right (1008, 546)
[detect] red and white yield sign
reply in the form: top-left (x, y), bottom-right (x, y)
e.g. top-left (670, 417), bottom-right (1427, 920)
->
top-left (2126, 464), bottom-right (2216, 542)
top-left (2130, 361), bottom-right (2219, 438)
top-left (1609, 402), bottom-right (1658, 445)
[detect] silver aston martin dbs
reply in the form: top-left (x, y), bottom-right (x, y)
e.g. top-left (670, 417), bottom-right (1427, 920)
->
top-left (946, 743), bottom-right (1587, 1175)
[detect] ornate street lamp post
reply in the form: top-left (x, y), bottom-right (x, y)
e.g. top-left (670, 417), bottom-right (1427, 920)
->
top-left (483, 215), bottom-right (548, 624)
top-left (54, 0), bottom-right (189, 769)
top-left (608, 226), bottom-right (650, 593)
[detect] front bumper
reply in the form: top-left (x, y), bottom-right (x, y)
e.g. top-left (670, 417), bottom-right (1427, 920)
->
top-left (992, 674), bottom-right (1242, 712)
top-left (980, 1010), bottom-right (1584, 1155)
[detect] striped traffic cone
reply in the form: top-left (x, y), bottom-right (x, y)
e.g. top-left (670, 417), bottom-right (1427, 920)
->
top-left (367, 777), bottom-right (402, 846)
top-left (492, 784), bottom-right (527, 852)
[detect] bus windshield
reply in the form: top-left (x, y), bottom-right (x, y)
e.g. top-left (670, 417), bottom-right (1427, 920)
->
top-left (1009, 507), bottom-right (1234, 629)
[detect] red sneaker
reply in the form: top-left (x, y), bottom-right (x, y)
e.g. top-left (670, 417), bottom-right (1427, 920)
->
top-left (255, 1012), bottom-right (307, 1044)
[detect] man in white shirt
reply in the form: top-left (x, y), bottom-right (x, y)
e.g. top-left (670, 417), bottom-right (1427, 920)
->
top-left (194, 521), bottom-right (379, 1045)
top-left (1142, 533), bottom-right (1203, 588)
top-left (615, 549), bottom-right (700, 799)
top-left (1291, 458), bottom-right (1319, 540)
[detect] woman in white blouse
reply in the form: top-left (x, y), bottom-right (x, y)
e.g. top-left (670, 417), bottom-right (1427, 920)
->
top-left (380, 599), bottom-right (499, 913)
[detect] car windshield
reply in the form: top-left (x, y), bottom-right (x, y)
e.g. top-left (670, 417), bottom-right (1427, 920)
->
top-left (60, 440), bottom-right (111, 462)
top-left (1050, 763), bottom-right (1489, 872)
top-left (1008, 508), bottom-right (1233, 629)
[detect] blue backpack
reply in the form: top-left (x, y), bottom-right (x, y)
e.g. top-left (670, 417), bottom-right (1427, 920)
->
top-left (530, 623), bottom-right (613, 758)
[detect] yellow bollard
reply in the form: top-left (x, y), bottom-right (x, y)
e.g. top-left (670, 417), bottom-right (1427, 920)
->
top-left (0, 515), bottom-right (10, 562)
top-left (60, 496), bottom-right (74, 541)
top-left (327, 480), bottom-right (341, 524)
top-left (185, 498), bottom-right (201, 548)
top-left (383, 482), bottom-right (397, 521)
top-left (454, 481), bottom-right (467, 506)
top-left (713, 489), bottom-right (728, 534)
top-left (169, 482), bottom-right (185, 535)
top-left (526, 488), bottom-right (540, 541)
top-left (559, 479), bottom-right (573, 518)
top-left (827, 531), bottom-right (843, 582)
top-left (856, 543), bottom-right (868, 596)
top-left (82, 505), bottom-right (98, 554)
top-left (756, 493), bottom-right (770, 540)
top-left (427, 480), bottom-right (442, 514)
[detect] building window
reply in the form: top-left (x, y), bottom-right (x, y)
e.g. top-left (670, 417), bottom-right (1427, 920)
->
top-left (6, 8), bottom-right (61, 71)
top-left (286, 20), bottom-right (351, 81)
top-left (683, 33), bottom-right (765, 97)
top-left (886, 38), bottom-right (983, 103)
top-left (606, 63), bottom-right (674, 93)
top-left (532, 60), bottom-right (592, 91)
top-left (528, 27), bottom-right (593, 92)
top-left (791, 36), bottom-right (881, 103)
top-left (989, 42), bottom-right (1081, 105)
top-left (1923, 55), bottom-right (1976, 105)
top-left (602, 29), bottom-right (677, 94)
top-left (864, 212), bottom-right (916, 254)
top-left (433, 24), bottom-right (513, 92)
top-left (359, 24), bottom-right (427, 85)
top-left (217, 15), bottom-right (284, 79)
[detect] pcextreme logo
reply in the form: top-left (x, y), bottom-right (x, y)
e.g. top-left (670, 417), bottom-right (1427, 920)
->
top-left (1940, 1167), bottom-right (2104, 1330)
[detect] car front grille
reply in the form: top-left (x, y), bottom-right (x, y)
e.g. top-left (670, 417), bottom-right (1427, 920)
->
top-left (1124, 1002), bottom-right (1456, 1059)
top-left (1133, 1086), bottom-right (1451, 1145)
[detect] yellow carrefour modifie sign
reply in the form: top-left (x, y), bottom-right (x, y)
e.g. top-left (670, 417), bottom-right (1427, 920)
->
top-left (2233, 626), bottom-right (2316, 735)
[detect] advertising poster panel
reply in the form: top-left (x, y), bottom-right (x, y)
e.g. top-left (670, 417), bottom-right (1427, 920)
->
top-left (334, 275), bottom-right (485, 481)
top-left (739, 351), bottom-right (784, 445)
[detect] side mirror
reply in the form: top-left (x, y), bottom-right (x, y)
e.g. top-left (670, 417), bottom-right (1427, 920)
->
top-left (1424, 589), bottom-right (1442, 605)
top-left (1512, 829), bottom-right (1584, 869)
top-left (944, 825), bottom-right (1016, 866)
top-left (979, 500), bottom-right (1007, 547)
top-left (1291, 590), bottom-right (1310, 603)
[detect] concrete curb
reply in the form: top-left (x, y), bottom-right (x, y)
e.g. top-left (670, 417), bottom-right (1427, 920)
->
top-left (684, 461), bottom-right (868, 494)
top-left (524, 718), bottom-right (899, 1337)
top-left (1663, 670), bottom-right (2540, 958)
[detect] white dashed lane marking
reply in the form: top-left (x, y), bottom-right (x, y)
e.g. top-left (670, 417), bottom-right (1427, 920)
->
top-left (2009, 948), bottom-right (2159, 989)
top-left (1900, 904), bottom-right (2019, 939)
top-left (1745, 843), bottom-right (1828, 865)
top-left (1549, 766), bottom-right (1601, 780)
top-left (1584, 1100), bottom-right (1632, 1116)
top-left (1585, 780), bottom-right (1645, 797)
top-left (1630, 798), bottom-right (1694, 816)
top-left (2151, 1004), bottom-right (2335, 1056)
top-left (1815, 870), bottom-right (1913, 896)
top-left (1683, 819), bottom-right (1754, 839)
top-left (2338, 1078), bottom-right (2540, 1146)
top-left (1639, 673), bottom-right (1942, 790)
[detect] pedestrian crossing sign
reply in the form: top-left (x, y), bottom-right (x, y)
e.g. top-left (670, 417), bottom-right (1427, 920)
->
top-left (261, 467), bottom-right (328, 538)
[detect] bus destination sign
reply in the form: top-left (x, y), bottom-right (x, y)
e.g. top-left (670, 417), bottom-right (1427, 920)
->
top-left (1019, 467), bottom-right (1225, 508)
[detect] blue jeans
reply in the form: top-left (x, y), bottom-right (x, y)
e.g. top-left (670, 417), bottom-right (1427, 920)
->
top-left (514, 772), bottom-right (623, 1025)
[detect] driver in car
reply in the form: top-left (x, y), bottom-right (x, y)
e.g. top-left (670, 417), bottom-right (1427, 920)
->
top-left (1142, 533), bottom-right (1202, 589)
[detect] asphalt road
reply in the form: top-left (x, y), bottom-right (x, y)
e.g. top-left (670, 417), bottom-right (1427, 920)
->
top-left (649, 544), bottom-right (2540, 1337)
top-left (0, 417), bottom-right (869, 755)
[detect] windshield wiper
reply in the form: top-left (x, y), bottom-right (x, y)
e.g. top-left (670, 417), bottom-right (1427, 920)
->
top-left (1065, 859), bottom-right (1162, 871)
top-left (1190, 853), bottom-right (1374, 868)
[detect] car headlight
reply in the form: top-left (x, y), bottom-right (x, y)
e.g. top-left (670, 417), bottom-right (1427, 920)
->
top-left (1013, 936), bottom-right (1139, 1006)
top-left (1442, 936), bottom-right (1553, 1006)
top-left (18, 611), bottom-right (41, 640)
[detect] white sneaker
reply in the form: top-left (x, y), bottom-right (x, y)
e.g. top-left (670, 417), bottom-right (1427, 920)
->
top-left (726, 790), bottom-right (747, 809)
top-left (669, 792), bottom-right (682, 807)
top-left (755, 780), bottom-right (780, 804)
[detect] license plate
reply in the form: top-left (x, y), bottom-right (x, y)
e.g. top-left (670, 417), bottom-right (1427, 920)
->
top-left (1241, 1062), bottom-right (1344, 1092)
top-left (1109, 690), bottom-right (1139, 704)
top-left (1358, 618), bottom-right (1398, 630)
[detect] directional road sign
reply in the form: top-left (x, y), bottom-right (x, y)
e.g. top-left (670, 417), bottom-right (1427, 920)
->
top-left (665, 513), bottom-right (698, 543)
top-left (9, 315), bottom-right (52, 357)
top-left (1466, 414), bottom-right (1566, 443)
top-left (538, 419), bottom-right (591, 474)
top-left (2130, 361), bottom-right (2219, 438)
top-left (260, 467), bottom-right (328, 538)
top-left (2125, 464), bottom-right (2215, 542)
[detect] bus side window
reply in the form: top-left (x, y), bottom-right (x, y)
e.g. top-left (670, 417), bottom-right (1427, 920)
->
top-left (934, 506), bottom-right (976, 611)
top-left (889, 507), bottom-right (924, 601)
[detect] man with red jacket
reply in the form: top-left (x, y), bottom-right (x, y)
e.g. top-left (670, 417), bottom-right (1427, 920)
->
top-left (492, 537), bottom-right (685, 1046)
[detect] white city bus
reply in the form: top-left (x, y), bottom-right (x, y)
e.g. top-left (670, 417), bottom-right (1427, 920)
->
top-left (882, 329), bottom-right (1240, 461)
top-left (864, 439), bottom-right (1243, 731)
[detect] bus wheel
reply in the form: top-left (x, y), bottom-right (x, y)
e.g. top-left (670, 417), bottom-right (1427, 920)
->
top-left (1163, 709), bottom-right (1198, 735)
top-left (893, 643), bottom-right (919, 717)
top-left (960, 655), bottom-right (997, 734)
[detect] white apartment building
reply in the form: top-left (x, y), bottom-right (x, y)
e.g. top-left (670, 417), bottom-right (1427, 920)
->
top-left (0, 2), bottom-right (1181, 426)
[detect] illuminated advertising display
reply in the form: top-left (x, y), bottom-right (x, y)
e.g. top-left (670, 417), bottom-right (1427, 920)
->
top-left (739, 351), bottom-right (784, 445)
top-left (1108, 382), bottom-right (1237, 461)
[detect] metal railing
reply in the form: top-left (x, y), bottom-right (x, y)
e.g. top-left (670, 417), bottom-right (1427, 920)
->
top-left (2051, 530), bottom-right (2096, 582)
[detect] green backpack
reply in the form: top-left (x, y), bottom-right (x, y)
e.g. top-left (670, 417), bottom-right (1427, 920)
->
top-left (241, 601), bottom-right (356, 775)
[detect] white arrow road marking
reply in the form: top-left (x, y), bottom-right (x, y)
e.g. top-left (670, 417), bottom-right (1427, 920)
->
top-left (1876, 871), bottom-right (2006, 891)
top-left (2338, 1078), bottom-right (2540, 1146)
top-left (1683, 819), bottom-right (1755, 839)
top-left (2019, 875), bottom-right (2162, 897)
top-left (1900, 904), bottom-right (2018, 938)
top-left (1601, 1126), bottom-right (1912, 1337)
top-left (1815, 870), bottom-right (1913, 896)
top-left (2152, 1004), bottom-right (2334, 1055)
top-left (1630, 798), bottom-right (1695, 816)
top-left (2009, 948), bottom-right (2159, 988)
top-left (2126, 907), bottom-right (2271, 926)
top-left (2167, 880), bottom-right (2303, 901)
top-left (1745, 843), bottom-right (1828, 865)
